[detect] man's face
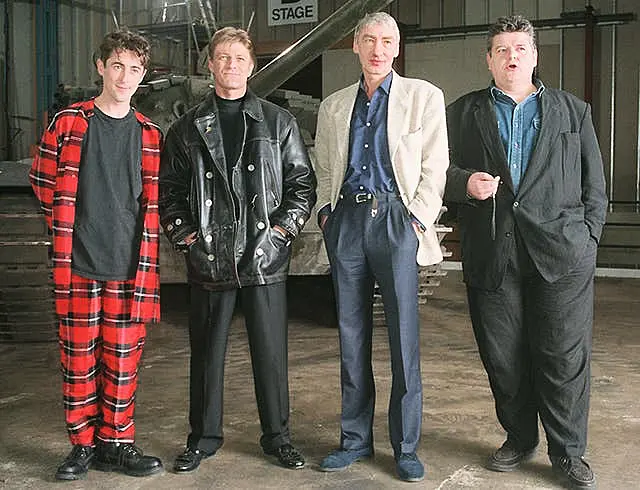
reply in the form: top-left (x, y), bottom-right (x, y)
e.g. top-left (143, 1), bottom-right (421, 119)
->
top-left (487, 31), bottom-right (538, 90)
top-left (208, 41), bottom-right (254, 97)
top-left (353, 21), bottom-right (399, 78)
top-left (96, 49), bottom-right (146, 105)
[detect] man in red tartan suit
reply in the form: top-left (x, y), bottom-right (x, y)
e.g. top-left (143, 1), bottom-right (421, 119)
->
top-left (29, 30), bottom-right (163, 481)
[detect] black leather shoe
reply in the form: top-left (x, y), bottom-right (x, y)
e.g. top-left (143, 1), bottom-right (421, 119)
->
top-left (265, 443), bottom-right (305, 469)
top-left (486, 440), bottom-right (537, 472)
top-left (551, 456), bottom-right (596, 489)
top-left (174, 447), bottom-right (215, 473)
top-left (55, 445), bottom-right (94, 480)
top-left (93, 441), bottom-right (163, 477)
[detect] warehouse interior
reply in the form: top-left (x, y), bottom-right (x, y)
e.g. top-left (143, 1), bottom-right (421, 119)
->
top-left (1, 0), bottom-right (640, 488)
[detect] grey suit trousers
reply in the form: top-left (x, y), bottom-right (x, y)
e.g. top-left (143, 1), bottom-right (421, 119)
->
top-left (323, 193), bottom-right (422, 456)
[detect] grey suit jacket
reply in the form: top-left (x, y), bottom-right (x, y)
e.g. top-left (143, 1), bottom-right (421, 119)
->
top-left (445, 85), bottom-right (607, 289)
top-left (315, 71), bottom-right (449, 266)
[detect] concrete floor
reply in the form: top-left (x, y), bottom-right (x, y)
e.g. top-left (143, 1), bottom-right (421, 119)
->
top-left (1, 271), bottom-right (639, 489)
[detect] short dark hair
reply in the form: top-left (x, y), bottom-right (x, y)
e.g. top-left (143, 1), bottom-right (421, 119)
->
top-left (208, 26), bottom-right (256, 66)
top-left (487, 15), bottom-right (536, 52)
top-left (98, 30), bottom-right (151, 69)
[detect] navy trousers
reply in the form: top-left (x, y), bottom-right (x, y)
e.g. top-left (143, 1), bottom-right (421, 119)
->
top-left (186, 282), bottom-right (290, 454)
top-left (466, 233), bottom-right (596, 457)
top-left (323, 193), bottom-right (422, 456)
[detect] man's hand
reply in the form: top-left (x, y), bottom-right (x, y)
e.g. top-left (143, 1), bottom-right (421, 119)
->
top-left (183, 231), bottom-right (197, 246)
top-left (319, 214), bottom-right (328, 231)
top-left (273, 225), bottom-right (288, 238)
top-left (467, 172), bottom-right (501, 201)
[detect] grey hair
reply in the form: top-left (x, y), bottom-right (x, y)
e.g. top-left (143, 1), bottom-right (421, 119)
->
top-left (354, 11), bottom-right (400, 42)
top-left (487, 15), bottom-right (536, 52)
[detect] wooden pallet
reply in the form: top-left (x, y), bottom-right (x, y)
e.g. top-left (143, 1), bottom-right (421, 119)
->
top-left (0, 188), bottom-right (56, 342)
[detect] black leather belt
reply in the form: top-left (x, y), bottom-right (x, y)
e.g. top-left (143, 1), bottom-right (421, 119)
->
top-left (341, 192), bottom-right (373, 204)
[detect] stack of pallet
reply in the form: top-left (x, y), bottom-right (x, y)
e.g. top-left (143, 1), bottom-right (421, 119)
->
top-left (267, 89), bottom-right (322, 145)
top-left (0, 160), bottom-right (56, 342)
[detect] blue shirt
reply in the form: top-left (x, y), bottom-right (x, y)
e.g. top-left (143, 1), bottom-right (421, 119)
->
top-left (490, 81), bottom-right (544, 193)
top-left (341, 72), bottom-right (396, 196)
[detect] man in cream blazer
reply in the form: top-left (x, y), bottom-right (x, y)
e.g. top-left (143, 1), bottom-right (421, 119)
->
top-left (314, 12), bottom-right (448, 483)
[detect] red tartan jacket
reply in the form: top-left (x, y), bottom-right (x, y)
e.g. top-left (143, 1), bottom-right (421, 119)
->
top-left (29, 99), bottom-right (163, 324)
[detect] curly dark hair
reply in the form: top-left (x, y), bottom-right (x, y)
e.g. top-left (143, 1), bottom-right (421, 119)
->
top-left (487, 15), bottom-right (536, 52)
top-left (98, 30), bottom-right (151, 69)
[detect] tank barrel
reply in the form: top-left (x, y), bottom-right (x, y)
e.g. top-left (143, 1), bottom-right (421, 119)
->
top-left (249, 0), bottom-right (395, 98)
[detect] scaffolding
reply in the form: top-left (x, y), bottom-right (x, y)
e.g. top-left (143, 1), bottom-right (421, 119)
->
top-left (119, 0), bottom-right (248, 75)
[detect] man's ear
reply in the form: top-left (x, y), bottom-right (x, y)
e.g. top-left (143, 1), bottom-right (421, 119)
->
top-left (96, 58), bottom-right (105, 76)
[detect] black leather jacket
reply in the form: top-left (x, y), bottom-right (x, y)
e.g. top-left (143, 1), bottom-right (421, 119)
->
top-left (159, 89), bottom-right (317, 290)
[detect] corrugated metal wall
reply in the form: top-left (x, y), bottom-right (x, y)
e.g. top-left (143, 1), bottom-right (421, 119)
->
top-left (0, 2), bottom-right (6, 161)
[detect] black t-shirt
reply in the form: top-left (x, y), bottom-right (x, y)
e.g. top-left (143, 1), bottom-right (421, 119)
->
top-left (71, 106), bottom-right (143, 281)
top-left (216, 93), bottom-right (244, 180)
top-left (216, 94), bottom-right (244, 217)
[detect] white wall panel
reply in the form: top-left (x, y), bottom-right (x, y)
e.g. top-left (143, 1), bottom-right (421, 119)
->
top-left (406, 38), bottom-right (489, 104)
top-left (489, 0), bottom-right (512, 19)
top-left (512, 0), bottom-right (537, 18)
top-left (322, 48), bottom-right (360, 98)
top-left (466, 1), bottom-right (489, 25)
top-left (537, 0), bottom-right (562, 18)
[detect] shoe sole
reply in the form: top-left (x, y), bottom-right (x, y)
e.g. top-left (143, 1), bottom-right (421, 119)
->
top-left (319, 454), bottom-right (371, 472)
top-left (486, 448), bottom-right (536, 472)
top-left (319, 464), bottom-right (351, 472)
top-left (264, 454), bottom-right (306, 470)
top-left (93, 461), bottom-right (164, 477)
top-left (173, 464), bottom-right (201, 473)
top-left (399, 475), bottom-right (425, 483)
top-left (55, 471), bottom-right (86, 481)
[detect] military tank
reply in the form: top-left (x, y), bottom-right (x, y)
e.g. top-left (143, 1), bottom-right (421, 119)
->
top-left (0, 0), bottom-right (450, 343)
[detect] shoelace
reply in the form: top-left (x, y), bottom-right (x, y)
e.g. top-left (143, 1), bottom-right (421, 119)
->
top-left (69, 446), bottom-right (93, 460)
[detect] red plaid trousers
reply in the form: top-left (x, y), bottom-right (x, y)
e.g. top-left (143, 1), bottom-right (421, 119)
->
top-left (60, 273), bottom-right (146, 445)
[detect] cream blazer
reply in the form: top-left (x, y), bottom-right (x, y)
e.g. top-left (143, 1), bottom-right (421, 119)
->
top-left (314, 71), bottom-right (449, 266)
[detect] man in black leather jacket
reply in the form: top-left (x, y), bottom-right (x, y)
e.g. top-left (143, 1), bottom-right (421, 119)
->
top-left (159, 27), bottom-right (316, 473)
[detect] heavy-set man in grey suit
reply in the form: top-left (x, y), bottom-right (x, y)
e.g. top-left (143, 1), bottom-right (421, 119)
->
top-left (314, 12), bottom-right (449, 483)
top-left (444, 15), bottom-right (607, 490)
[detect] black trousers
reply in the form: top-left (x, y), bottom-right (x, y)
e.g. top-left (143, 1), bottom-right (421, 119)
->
top-left (186, 282), bottom-right (290, 454)
top-left (323, 194), bottom-right (422, 456)
top-left (466, 234), bottom-right (597, 457)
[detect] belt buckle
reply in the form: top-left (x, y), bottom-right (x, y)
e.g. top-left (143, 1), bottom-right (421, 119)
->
top-left (354, 193), bottom-right (369, 204)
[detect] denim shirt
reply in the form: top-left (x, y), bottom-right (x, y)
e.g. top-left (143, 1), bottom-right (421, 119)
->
top-left (490, 81), bottom-right (545, 193)
top-left (340, 72), bottom-right (396, 196)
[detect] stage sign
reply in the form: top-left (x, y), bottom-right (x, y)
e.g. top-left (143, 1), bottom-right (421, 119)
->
top-left (268, 0), bottom-right (318, 26)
